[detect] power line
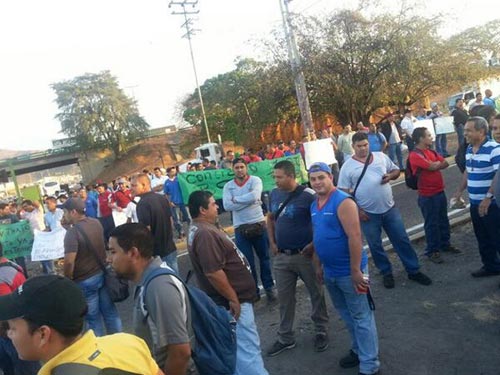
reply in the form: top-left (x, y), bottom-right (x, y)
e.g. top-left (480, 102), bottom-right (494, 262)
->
top-left (168, 0), bottom-right (211, 143)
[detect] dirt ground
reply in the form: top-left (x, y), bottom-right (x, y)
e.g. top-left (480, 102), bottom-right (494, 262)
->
top-left (253, 220), bottom-right (500, 375)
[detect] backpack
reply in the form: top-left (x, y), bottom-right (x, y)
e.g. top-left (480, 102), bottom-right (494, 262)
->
top-left (141, 267), bottom-right (237, 375)
top-left (405, 149), bottom-right (438, 190)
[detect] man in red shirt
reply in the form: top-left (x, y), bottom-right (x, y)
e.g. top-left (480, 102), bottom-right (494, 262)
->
top-left (409, 128), bottom-right (460, 264)
top-left (96, 182), bottom-right (115, 242)
top-left (265, 144), bottom-right (285, 160)
top-left (112, 178), bottom-right (133, 211)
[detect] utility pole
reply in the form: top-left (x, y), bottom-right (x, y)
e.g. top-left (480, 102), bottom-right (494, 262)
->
top-left (169, 0), bottom-right (211, 143)
top-left (279, 0), bottom-right (314, 136)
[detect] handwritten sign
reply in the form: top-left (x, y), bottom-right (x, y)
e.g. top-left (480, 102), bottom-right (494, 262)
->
top-left (31, 228), bottom-right (66, 261)
top-left (415, 119), bottom-right (436, 141)
top-left (0, 221), bottom-right (34, 259)
top-left (303, 139), bottom-right (337, 168)
top-left (178, 154), bottom-right (308, 204)
top-left (434, 116), bottom-right (455, 135)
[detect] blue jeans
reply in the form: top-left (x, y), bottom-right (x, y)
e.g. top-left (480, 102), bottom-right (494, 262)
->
top-left (162, 250), bottom-right (179, 275)
top-left (324, 272), bottom-right (379, 375)
top-left (235, 229), bottom-right (274, 293)
top-left (0, 337), bottom-right (40, 375)
top-left (418, 192), bottom-right (450, 255)
top-left (388, 142), bottom-right (404, 169)
top-left (435, 134), bottom-right (448, 156)
top-left (41, 260), bottom-right (54, 274)
top-left (470, 204), bottom-right (500, 272)
top-left (77, 272), bottom-right (122, 336)
top-left (171, 204), bottom-right (190, 237)
top-left (361, 206), bottom-right (420, 275)
top-left (455, 124), bottom-right (465, 146)
top-left (234, 303), bottom-right (269, 375)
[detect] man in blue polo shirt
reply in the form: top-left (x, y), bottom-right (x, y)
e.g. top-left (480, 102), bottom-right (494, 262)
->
top-left (454, 116), bottom-right (500, 278)
top-left (266, 160), bottom-right (329, 357)
top-left (309, 162), bottom-right (379, 375)
top-left (163, 167), bottom-right (190, 239)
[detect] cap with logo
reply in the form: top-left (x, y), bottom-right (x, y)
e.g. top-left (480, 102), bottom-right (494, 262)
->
top-left (0, 275), bottom-right (87, 331)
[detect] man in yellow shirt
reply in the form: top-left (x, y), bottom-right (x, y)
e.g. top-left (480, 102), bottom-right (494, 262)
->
top-left (0, 275), bottom-right (163, 375)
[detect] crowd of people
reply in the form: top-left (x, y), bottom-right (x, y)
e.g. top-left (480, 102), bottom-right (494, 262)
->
top-left (0, 91), bottom-right (499, 375)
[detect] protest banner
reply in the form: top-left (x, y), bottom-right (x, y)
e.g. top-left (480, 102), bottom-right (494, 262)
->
top-left (31, 228), bottom-right (66, 261)
top-left (415, 119), bottom-right (436, 140)
top-left (0, 221), bottom-right (34, 259)
top-left (178, 154), bottom-right (308, 204)
top-left (303, 139), bottom-right (337, 168)
top-left (434, 116), bottom-right (455, 135)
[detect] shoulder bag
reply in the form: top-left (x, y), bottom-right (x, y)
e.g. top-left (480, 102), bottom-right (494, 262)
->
top-left (352, 152), bottom-right (372, 199)
top-left (74, 224), bottom-right (129, 303)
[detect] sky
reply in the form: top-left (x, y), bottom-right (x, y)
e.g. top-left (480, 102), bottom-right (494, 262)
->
top-left (0, 0), bottom-right (498, 151)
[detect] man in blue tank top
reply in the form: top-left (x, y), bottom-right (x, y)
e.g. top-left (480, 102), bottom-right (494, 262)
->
top-left (309, 162), bottom-right (380, 375)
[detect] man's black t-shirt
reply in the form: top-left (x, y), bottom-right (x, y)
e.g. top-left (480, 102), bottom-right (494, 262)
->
top-left (136, 191), bottom-right (176, 257)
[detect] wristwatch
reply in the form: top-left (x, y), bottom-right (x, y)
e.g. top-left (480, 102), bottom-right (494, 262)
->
top-left (486, 192), bottom-right (494, 199)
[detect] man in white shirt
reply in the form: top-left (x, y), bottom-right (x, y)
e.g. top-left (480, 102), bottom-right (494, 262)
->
top-left (400, 109), bottom-right (416, 151)
top-left (151, 167), bottom-right (167, 194)
top-left (337, 132), bottom-right (432, 289)
top-left (21, 200), bottom-right (54, 274)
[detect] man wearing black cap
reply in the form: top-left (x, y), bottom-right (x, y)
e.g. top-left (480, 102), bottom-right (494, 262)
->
top-left (0, 275), bottom-right (163, 375)
top-left (62, 198), bottom-right (122, 336)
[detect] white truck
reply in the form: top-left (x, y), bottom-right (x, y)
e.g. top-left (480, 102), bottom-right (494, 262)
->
top-left (178, 143), bottom-right (224, 172)
top-left (447, 77), bottom-right (500, 111)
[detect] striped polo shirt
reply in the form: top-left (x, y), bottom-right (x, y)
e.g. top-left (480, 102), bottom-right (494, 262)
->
top-left (466, 140), bottom-right (500, 205)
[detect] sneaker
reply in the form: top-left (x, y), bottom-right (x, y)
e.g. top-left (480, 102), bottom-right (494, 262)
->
top-left (267, 340), bottom-right (296, 357)
top-left (339, 350), bottom-right (359, 368)
top-left (408, 272), bottom-right (432, 285)
top-left (314, 333), bottom-right (329, 352)
top-left (428, 252), bottom-right (444, 264)
top-left (265, 289), bottom-right (277, 304)
top-left (382, 274), bottom-right (395, 289)
top-left (442, 245), bottom-right (461, 254)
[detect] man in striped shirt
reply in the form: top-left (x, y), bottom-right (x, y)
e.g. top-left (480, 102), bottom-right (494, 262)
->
top-left (454, 116), bottom-right (500, 277)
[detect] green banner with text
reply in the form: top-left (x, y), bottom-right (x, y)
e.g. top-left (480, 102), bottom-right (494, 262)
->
top-left (0, 221), bottom-right (34, 259)
top-left (178, 154), bottom-right (308, 204)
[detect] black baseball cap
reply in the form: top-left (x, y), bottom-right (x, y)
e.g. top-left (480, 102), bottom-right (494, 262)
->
top-left (0, 275), bottom-right (87, 331)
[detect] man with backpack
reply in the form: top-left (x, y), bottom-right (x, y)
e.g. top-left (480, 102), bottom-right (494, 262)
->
top-left (337, 132), bottom-right (432, 289)
top-left (408, 128), bottom-right (460, 264)
top-left (108, 223), bottom-right (194, 375)
top-left (187, 190), bottom-right (269, 375)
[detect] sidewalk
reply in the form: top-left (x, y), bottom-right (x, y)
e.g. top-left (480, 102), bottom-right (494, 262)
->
top-left (254, 219), bottom-right (500, 375)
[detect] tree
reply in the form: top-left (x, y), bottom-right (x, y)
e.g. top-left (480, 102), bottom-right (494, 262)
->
top-left (52, 71), bottom-right (149, 158)
top-left (182, 5), bottom-right (500, 141)
top-left (182, 58), bottom-right (296, 144)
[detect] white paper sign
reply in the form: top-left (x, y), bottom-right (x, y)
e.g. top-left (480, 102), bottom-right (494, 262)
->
top-left (31, 228), bottom-right (66, 261)
top-left (414, 119), bottom-right (436, 141)
top-left (434, 116), bottom-right (455, 135)
top-left (112, 210), bottom-right (128, 226)
top-left (304, 139), bottom-right (337, 169)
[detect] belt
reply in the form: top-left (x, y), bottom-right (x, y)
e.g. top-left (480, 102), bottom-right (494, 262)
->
top-left (279, 248), bottom-right (302, 255)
